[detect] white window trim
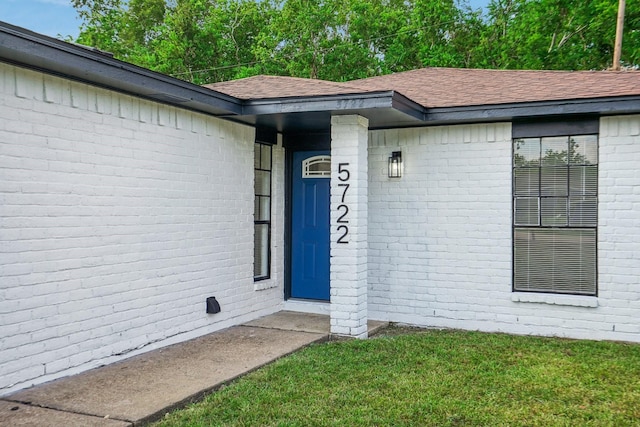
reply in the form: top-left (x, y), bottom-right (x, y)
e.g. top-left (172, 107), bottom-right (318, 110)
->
top-left (254, 280), bottom-right (278, 291)
top-left (511, 292), bottom-right (598, 308)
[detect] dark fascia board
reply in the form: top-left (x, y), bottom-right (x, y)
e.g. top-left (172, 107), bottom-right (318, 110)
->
top-left (232, 89), bottom-right (639, 131)
top-left (2, 22), bottom-right (638, 131)
top-left (0, 21), bottom-right (242, 116)
top-left (241, 90), bottom-right (427, 122)
top-left (423, 96), bottom-right (640, 125)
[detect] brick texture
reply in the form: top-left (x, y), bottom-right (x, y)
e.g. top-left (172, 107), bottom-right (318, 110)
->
top-left (368, 119), bottom-right (640, 343)
top-left (330, 115), bottom-right (369, 338)
top-left (0, 63), bottom-right (283, 395)
top-left (2, 60), bottom-right (639, 395)
top-left (598, 115), bottom-right (640, 337)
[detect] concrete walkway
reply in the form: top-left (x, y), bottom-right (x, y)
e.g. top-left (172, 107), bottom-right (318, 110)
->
top-left (1, 311), bottom-right (386, 426)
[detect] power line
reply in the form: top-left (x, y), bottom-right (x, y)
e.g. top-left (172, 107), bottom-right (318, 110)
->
top-left (170, 20), bottom-right (459, 78)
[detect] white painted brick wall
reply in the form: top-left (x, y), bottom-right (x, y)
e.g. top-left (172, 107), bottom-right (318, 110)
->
top-left (598, 115), bottom-right (640, 338)
top-left (330, 115), bottom-right (369, 338)
top-left (368, 124), bottom-right (513, 328)
top-left (368, 118), bottom-right (640, 343)
top-left (0, 63), bottom-right (283, 395)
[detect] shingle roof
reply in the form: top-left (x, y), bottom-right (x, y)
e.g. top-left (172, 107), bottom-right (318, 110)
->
top-left (207, 68), bottom-right (640, 109)
top-left (349, 68), bottom-right (640, 108)
top-left (204, 75), bottom-right (368, 100)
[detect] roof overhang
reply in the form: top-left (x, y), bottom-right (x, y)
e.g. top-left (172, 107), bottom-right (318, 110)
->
top-left (0, 21), bottom-right (426, 132)
top-left (222, 93), bottom-right (640, 132)
top-left (423, 96), bottom-right (640, 126)
top-left (0, 22), bottom-right (242, 117)
top-left (2, 21), bottom-right (638, 135)
top-left (221, 90), bottom-right (427, 132)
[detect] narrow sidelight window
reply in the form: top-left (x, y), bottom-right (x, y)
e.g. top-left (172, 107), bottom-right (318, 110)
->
top-left (513, 126), bottom-right (598, 296)
top-left (254, 142), bottom-right (272, 280)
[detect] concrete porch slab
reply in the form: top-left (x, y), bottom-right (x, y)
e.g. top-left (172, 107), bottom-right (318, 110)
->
top-left (3, 324), bottom-right (326, 426)
top-left (2, 311), bottom-right (388, 426)
top-left (244, 310), bottom-right (388, 337)
top-left (244, 310), bottom-right (331, 333)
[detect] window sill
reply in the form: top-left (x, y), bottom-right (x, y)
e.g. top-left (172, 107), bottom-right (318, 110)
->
top-left (254, 280), bottom-right (278, 291)
top-left (511, 292), bottom-right (598, 308)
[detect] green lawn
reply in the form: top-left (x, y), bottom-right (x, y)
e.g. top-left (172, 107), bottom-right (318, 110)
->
top-left (154, 327), bottom-right (640, 426)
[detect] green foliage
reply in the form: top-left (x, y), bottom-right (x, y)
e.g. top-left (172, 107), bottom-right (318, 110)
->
top-left (73, 0), bottom-right (127, 56)
top-left (252, 0), bottom-right (352, 79)
top-left (482, 0), bottom-right (640, 70)
top-left (154, 329), bottom-right (640, 426)
top-left (72, 0), bottom-right (640, 84)
top-left (419, 0), bottom-right (640, 71)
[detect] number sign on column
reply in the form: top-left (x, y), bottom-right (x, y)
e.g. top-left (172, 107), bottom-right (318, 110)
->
top-left (336, 163), bottom-right (350, 244)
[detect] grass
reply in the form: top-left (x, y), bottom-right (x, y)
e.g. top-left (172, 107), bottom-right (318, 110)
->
top-left (154, 327), bottom-right (640, 426)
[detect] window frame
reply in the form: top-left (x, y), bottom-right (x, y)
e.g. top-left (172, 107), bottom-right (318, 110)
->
top-left (254, 142), bottom-right (272, 281)
top-left (512, 119), bottom-right (598, 297)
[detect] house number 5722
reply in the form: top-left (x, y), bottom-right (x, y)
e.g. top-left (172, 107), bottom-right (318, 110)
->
top-left (336, 163), bottom-right (350, 244)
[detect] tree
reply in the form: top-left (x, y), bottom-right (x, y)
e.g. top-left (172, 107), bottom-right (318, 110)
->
top-left (383, 0), bottom-right (473, 70)
top-left (72, 0), bottom-right (639, 84)
top-left (249, 0), bottom-right (383, 80)
top-left (73, 0), bottom-right (128, 57)
top-left (480, 0), bottom-right (640, 70)
top-left (150, 0), bottom-right (272, 84)
top-left (250, 0), bottom-right (482, 80)
top-left (74, 0), bottom-right (273, 84)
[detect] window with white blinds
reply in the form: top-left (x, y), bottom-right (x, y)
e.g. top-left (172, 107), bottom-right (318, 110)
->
top-left (513, 133), bottom-right (597, 295)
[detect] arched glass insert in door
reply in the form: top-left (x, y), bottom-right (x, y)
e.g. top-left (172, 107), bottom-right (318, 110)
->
top-left (302, 155), bottom-right (331, 178)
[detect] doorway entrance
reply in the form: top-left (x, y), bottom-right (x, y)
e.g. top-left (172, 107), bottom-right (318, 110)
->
top-left (290, 151), bottom-right (331, 300)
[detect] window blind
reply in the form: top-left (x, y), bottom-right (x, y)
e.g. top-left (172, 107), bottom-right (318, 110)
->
top-left (513, 134), bottom-right (597, 296)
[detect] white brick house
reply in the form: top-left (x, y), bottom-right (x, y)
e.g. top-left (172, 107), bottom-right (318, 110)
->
top-left (1, 22), bottom-right (640, 395)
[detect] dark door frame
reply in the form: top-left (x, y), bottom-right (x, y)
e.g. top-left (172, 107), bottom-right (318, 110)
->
top-left (283, 132), bottom-right (331, 300)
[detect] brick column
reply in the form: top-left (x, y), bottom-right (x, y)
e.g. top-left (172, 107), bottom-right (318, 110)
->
top-left (330, 115), bottom-right (369, 338)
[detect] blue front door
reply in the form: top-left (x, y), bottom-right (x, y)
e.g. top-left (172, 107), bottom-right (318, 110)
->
top-left (291, 151), bottom-right (331, 300)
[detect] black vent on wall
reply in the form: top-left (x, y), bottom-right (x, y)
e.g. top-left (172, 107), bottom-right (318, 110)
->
top-left (206, 297), bottom-right (221, 314)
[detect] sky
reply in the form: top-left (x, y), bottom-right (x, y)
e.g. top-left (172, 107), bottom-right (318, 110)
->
top-left (1, 0), bottom-right (490, 41)
top-left (1, 0), bottom-right (81, 39)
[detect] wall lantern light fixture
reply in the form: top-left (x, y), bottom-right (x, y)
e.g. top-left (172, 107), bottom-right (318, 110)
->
top-left (388, 151), bottom-right (402, 178)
